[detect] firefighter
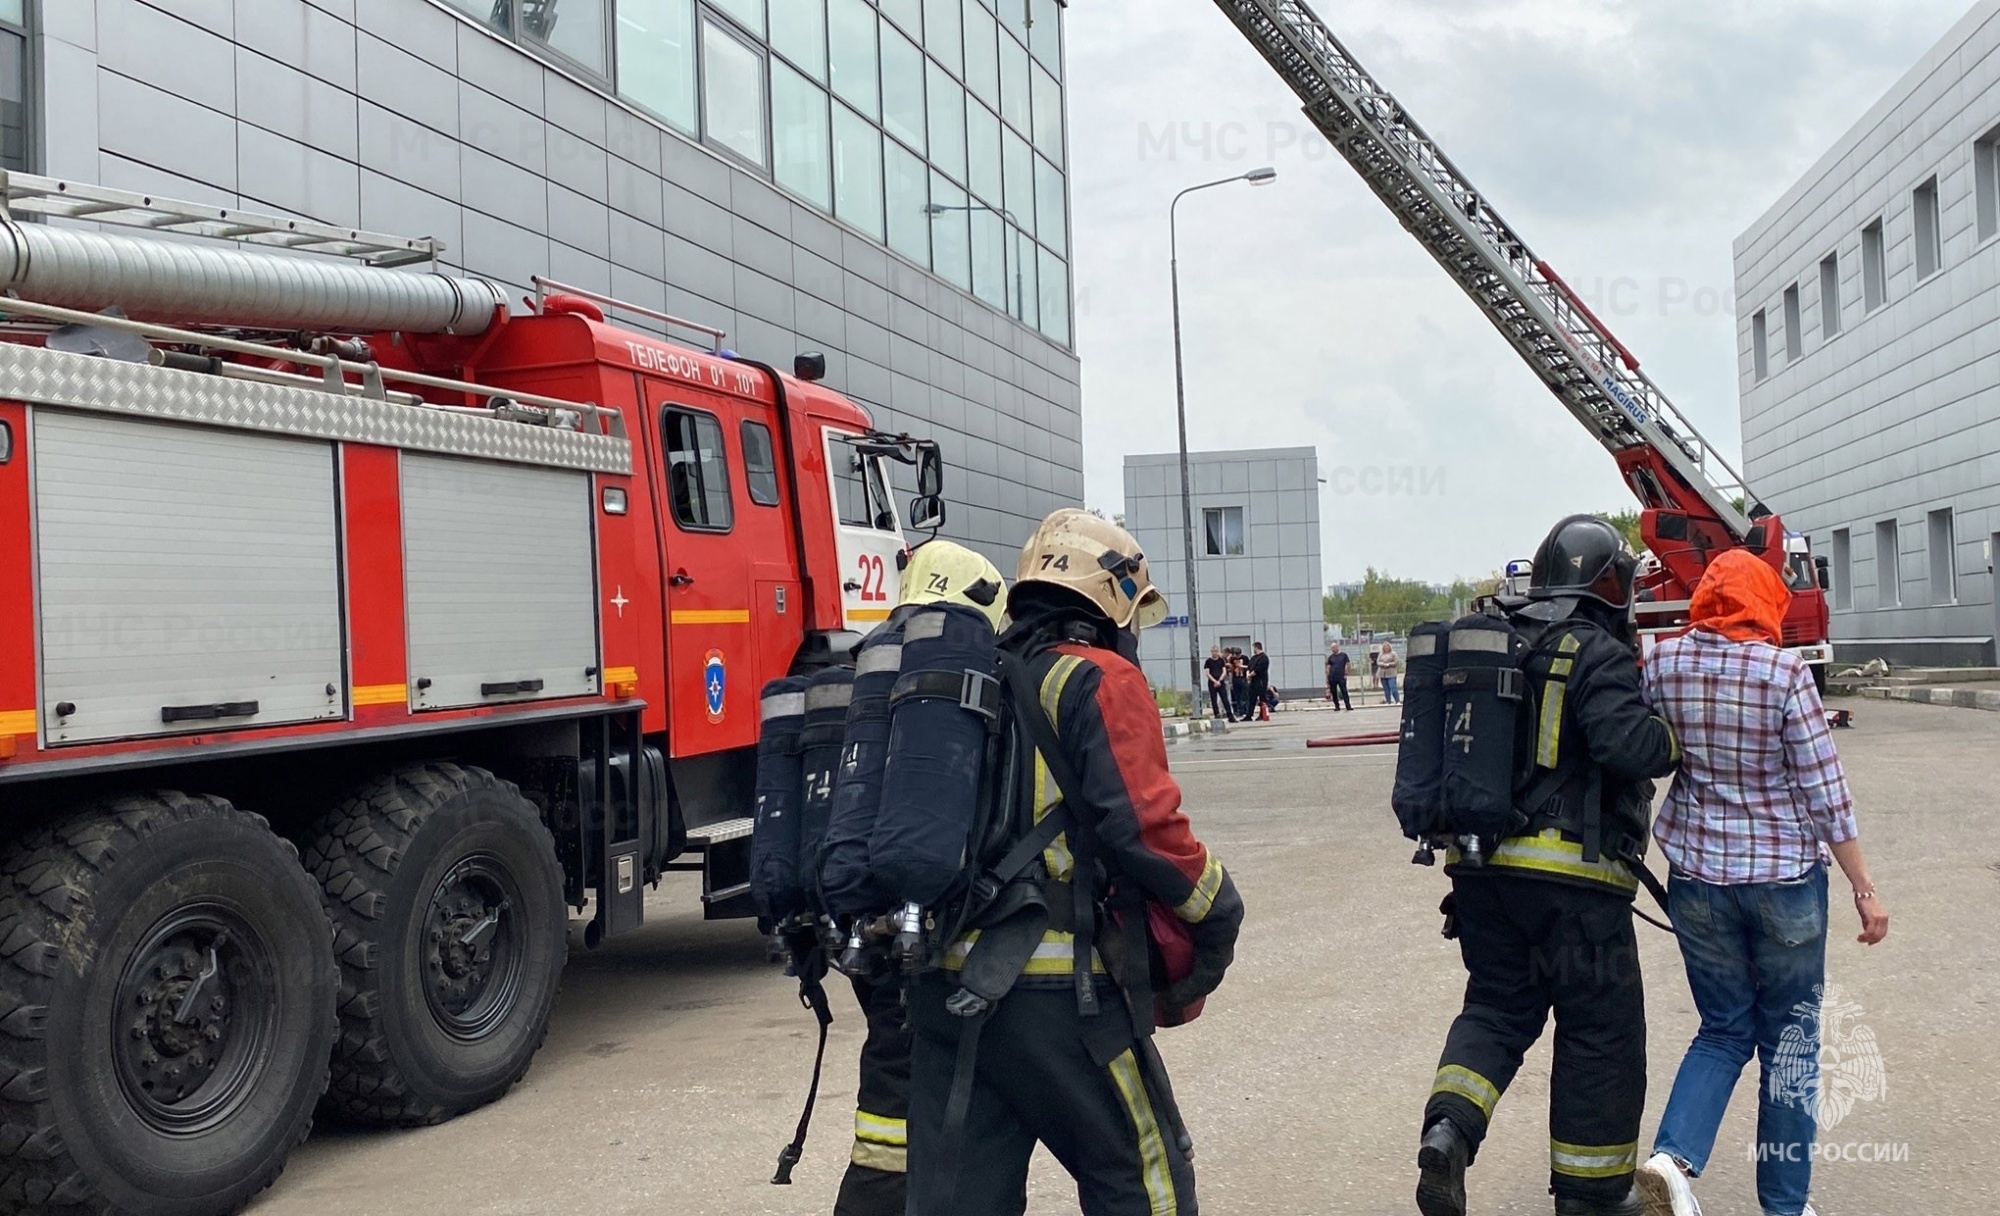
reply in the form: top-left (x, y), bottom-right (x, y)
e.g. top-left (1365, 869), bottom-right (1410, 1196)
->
top-left (836, 540), bottom-right (1008, 1216)
top-left (904, 509), bottom-right (1244, 1216)
top-left (1417, 515), bottom-right (1680, 1216)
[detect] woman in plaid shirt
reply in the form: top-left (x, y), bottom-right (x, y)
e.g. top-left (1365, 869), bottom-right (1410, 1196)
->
top-left (1633, 551), bottom-right (1889, 1216)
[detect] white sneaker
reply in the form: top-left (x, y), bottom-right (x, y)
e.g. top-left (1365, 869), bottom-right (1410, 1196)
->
top-left (1634, 1152), bottom-right (1702, 1216)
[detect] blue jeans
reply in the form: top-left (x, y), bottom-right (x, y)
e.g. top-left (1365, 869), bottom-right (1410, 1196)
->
top-left (1653, 866), bottom-right (1828, 1216)
top-left (1381, 675), bottom-right (1400, 703)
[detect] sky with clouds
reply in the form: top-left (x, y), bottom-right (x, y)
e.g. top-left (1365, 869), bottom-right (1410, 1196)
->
top-left (1064, 0), bottom-right (1979, 583)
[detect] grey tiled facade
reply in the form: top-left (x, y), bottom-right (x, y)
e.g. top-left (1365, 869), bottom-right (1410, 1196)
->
top-left (32, 0), bottom-right (1081, 563)
top-left (1124, 447), bottom-right (1325, 697)
top-left (1735, 1), bottom-right (2000, 666)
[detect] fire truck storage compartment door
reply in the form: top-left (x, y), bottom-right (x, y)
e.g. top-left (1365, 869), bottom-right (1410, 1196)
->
top-left (401, 453), bottom-right (601, 710)
top-left (32, 410), bottom-right (345, 745)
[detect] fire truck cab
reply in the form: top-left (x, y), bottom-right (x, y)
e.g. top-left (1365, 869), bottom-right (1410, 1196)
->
top-left (0, 177), bottom-right (940, 1214)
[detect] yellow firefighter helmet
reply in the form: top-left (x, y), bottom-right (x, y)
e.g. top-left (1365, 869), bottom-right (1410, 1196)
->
top-left (899, 539), bottom-right (1007, 630)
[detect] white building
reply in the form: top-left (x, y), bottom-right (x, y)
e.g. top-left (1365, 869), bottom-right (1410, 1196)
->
top-left (1735, 1), bottom-right (2000, 666)
top-left (1123, 447), bottom-right (1324, 697)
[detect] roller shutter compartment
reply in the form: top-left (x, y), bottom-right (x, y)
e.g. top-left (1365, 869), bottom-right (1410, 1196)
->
top-left (401, 453), bottom-right (601, 710)
top-left (33, 410), bottom-right (345, 744)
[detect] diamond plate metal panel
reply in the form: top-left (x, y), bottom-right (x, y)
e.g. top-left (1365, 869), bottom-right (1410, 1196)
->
top-left (0, 345), bottom-right (631, 475)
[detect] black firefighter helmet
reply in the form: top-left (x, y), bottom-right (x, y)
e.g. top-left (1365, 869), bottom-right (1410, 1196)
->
top-left (1527, 514), bottom-right (1639, 611)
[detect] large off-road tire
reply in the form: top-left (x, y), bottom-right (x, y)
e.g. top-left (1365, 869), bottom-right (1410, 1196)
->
top-left (0, 792), bottom-right (337, 1216)
top-left (303, 764), bottom-right (565, 1127)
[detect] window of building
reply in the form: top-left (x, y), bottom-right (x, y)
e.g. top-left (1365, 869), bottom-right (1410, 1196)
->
top-left (963, 0), bottom-right (1000, 108)
top-left (929, 172), bottom-right (972, 290)
top-left (0, 0), bottom-right (24, 172)
top-left (832, 103), bottom-right (885, 240)
top-left (616, 0), bottom-right (697, 134)
top-left (1929, 507), bottom-right (1958, 604)
top-left (880, 22), bottom-right (927, 153)
top-left (885, 141), bottom-right (931, 266)
top-left (742, 421), bottom-right (781, 505)
top-left (966, 101), bottom-right (1002, 207)
top-left (522, 0), bottom-right (611, 74)
top-left (772, 61), bottom-right (833, 210)
top-left (663, 407), bottom-right (734, 531)
top-left (1875, 519), bottom-right (1901, 609)
top-left (1782, 284), bottom-right (1802, 362)
top-left (1008, 225), bottom-right (1038, 327)
top-left (925, 0), bottom-right (963, 75)
top-left (880, 0), bottom-right (922, 38)
top-left (1831, 528), bottom-right (1852, 610)
top-left (1031, 62), bottom-right (1063, 165)
top-left (999, 27), bottom-right (1030, 133)
top-left (1003, 127), bottom-right (1034, 236)
top-left (1029, 0), bottom-right (1061, 74)
top-left (701, 17), bottom-right (768, 167)
top-left (1914, 175), bottom-right (1942, 280)
top-left (1035, 155), bottom-right (1066, 255)
top-left (1979, 124), bottom-right (2000, 241)
top-left (969, 205), bottom-right (1007, 310)
top-left (1862, 218), bottom-right (1887, 312)
top-left (927, 63), bottom-right (967, 181)
top-left (1204, 507), bottom-right (1245, 556)
top-left (1751, 309), bottom-right (1769, 380)
top-left (1038, 246), bottom-right (1070, 346)
top-left (710, 0), bottom-right (766, 37)
top-left (1818, 252), bottom-right (1840, 339)
top-left (828, 0), bottom-right (880, 119)
top-left (770, 0), bottom-right (827, 80)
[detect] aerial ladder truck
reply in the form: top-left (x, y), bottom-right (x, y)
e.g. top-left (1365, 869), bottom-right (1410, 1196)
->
top-left (1206, 0), bottom-right (1836, 674)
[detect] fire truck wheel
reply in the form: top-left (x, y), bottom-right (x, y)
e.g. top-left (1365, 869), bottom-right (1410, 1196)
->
top-left (303, 763), bottom-right (565, 1127)
top-left (0, 791), bottom-right (337, 1216)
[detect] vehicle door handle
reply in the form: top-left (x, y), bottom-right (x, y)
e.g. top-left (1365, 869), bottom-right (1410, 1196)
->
top-left (842, 580), bottom-right (862, 592)
top-left (671, 570), bottom-right (695, 588)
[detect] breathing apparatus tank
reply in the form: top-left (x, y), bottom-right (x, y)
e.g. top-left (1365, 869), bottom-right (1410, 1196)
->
top-left (1438, 613), bottom-right (1532, 855)
top-left (868, 603), bottom-right (1004, 936)
top-left (818, 619), bottom-right (906, 920)
top-left (1391, 620), bottom-right (1452, 854)
top-left (795, 665), bottom-right (856, 911)
top-left (748, 676), bottom-right (813, 921)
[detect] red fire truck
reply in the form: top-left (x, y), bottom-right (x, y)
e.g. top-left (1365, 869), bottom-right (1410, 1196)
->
top-left (0, 176), bottom-right (940, 1215)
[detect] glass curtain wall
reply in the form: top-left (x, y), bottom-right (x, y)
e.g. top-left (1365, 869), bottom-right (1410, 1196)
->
top-left (453, 0), bottom-right (1071, 346)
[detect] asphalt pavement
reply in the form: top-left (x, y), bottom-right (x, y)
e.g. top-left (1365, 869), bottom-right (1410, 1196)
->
top-left (247, 695), bottom-right (1996, 1215)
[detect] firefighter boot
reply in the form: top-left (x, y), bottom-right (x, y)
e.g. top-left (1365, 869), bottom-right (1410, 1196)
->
top-left (1553, 1189), bottom-right (1643, 1216)
top-left (1415, 1118), bottom-right (1469, 1216)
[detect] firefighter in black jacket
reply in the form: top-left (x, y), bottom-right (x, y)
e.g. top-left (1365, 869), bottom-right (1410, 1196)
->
top-left (905, 509), bottom-right (1244, 1216)
top-left (1416, 516), bottom-right (1679, 1216)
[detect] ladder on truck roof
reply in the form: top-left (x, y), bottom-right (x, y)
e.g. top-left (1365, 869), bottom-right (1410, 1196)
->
top-left (0, 173), bottom-right (444, 268)
top-left (1207, 0), bottom-right (1759, 540)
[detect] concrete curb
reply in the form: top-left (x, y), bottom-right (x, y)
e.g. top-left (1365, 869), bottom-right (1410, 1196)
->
top-left (1163, 718), bottom-right (1229, 740)
top-left (1860, 686), bottom-right (2000, 712)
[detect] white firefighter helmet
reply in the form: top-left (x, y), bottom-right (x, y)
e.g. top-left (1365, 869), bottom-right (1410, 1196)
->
top-left (899, 539), bottom-right (1007, 629)
top-left (1011, 508), bottom-right (1169, 630)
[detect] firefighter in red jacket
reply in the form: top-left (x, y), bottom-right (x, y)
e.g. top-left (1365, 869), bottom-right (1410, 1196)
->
top-left (904, 509), bottom-right (1245, 1216)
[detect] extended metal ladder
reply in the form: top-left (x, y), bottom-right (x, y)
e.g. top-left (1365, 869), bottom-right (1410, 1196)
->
top-left (1208, 0), bottom-right (1758, 539)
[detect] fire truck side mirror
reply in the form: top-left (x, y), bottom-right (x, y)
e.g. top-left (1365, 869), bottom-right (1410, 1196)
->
top-left (1815, 555), bottom-right (1831, 592)
top-left (794, 352), bottom-right (827, 382)
top-left (909, 495), bottom-right (946, 533)
top-left (916, 444), bottom-right (943, 498)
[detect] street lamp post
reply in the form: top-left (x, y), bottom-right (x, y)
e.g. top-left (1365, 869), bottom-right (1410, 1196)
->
top-left (1171, 167), bottom-right (1277, 715)
top-left (923, 202), bottom-right (1027, 321)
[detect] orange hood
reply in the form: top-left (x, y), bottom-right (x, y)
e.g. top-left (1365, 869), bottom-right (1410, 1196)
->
top-left (1690, 549), bottom-right (1792, 645)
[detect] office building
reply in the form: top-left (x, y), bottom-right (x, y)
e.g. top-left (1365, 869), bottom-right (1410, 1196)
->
top-left (1123, 447), bottom-right (1325, 698)
top-left (25, 0), bottom-right (1079, 559)
top-left (1736, 0), bottom-right (2000, 665)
